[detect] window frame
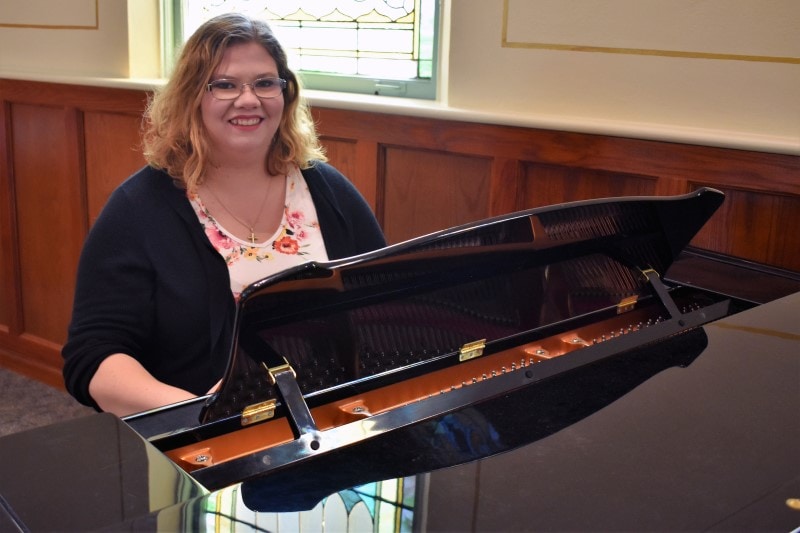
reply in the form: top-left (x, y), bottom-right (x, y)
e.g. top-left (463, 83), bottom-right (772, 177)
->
top-left (160, 0), bottom-right (440, 100)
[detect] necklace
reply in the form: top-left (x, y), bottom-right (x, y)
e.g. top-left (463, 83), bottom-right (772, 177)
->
top-left (203, 177), bottom-right (274, 245)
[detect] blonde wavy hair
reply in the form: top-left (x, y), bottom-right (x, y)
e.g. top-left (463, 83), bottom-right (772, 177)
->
top-left (142, 13), bottom-right (326, 192)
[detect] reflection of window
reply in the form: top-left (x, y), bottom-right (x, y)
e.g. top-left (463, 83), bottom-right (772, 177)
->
top-left (166, 0), bottom-right (439, 99)
top-left (203, 476), bottom-right (419, 531)
top-left (343, 477), bottom-right (417, 531)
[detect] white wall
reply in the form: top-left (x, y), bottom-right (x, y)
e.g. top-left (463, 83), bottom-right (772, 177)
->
top-left (0, 0), bottom-right (132, 77)
top-left (447, 0), bottom-right (800, 147)
top-left (0, 0), bottom-right (797, 153)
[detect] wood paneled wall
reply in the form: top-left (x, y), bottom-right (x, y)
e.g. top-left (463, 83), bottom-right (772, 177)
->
top-left (1, 79), bottom-right (798, 387)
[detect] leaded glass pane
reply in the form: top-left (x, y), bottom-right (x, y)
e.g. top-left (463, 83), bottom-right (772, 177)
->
top-left (180, 0), bottom-right (435, 81)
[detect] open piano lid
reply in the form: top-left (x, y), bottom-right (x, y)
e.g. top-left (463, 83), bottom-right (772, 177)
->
top-left (200, 187), bottom-right (724, 423)
top-left (125, 187), bottom-right (729, 494)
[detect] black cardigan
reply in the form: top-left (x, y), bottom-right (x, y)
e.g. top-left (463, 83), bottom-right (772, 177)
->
top-left (62, 163), bottom-right (386, 409)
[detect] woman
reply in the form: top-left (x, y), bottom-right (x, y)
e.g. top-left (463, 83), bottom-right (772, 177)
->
top-left (62, 13), bottom-right (386, 417)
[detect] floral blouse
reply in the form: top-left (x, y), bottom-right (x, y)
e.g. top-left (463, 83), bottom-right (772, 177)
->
top-left (189, 166), bottom-right (329, 300)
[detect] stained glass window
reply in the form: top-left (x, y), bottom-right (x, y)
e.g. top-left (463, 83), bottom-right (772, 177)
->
top-left (166, 0), bottom-right (439, 99)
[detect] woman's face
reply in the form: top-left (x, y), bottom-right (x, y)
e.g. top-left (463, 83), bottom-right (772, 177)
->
top-left (201, 41), bottom-right (284, 167)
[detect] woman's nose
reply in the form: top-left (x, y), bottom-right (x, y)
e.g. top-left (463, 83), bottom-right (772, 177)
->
top-left (235, 84), bottom-right (260, 105)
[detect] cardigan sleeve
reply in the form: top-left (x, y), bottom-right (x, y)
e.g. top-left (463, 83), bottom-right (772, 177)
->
top-left (62, 168), bottom-right (234, 408)
top-left (61, 184), bottom-right (157, 408)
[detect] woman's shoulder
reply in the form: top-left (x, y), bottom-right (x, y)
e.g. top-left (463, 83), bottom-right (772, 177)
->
top-left (301, 161), bottom-right (344, 181)
top-left (118, 165), bottom-right (180, 194)
top-left (108, 165), bottom-right (186, 207)
top-left (301, 161), bottom-right (358, 196)
top-left (96, 166), bottom-right (188, 224)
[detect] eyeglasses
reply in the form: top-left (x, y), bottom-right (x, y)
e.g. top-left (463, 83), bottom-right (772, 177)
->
top-left (207, 77), bottom-right (287, 100)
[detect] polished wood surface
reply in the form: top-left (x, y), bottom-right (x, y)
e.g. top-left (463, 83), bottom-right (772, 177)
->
top-left (1, 78), bottom-right (798, 386)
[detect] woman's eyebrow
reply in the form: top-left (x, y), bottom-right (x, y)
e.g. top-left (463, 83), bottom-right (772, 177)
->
top-left (211, 70), bottom-right (280, 80)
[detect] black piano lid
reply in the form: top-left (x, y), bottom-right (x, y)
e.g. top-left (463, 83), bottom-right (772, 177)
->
top-left (198, 187), bottom-right (725, 423)
top-left (2, 291), bottom-right (797, 531)
top-left (228, 291), bottom-right (800, 526)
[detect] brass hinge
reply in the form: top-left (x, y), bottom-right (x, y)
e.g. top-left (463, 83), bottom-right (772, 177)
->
top-left (241, 399), bottom-right (277, 427)
top-left (459, 339), bottom-right (487, 362)
top-left (617, 295), bottom-right (639, 314)
top-left (239, 359), bottom-right (296, 427)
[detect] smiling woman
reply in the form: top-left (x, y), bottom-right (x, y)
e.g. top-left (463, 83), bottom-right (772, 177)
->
top-left (60, 13), bottom-right (386, 418)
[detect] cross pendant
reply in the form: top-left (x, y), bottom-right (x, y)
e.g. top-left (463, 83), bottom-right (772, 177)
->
top-left (249, 230), bottom-right (257, 244)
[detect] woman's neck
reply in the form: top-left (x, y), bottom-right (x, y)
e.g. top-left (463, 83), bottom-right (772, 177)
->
top-left (204, 161), bottom-right (273, 190)
top-left (198, 165), bottom-right (287, 245)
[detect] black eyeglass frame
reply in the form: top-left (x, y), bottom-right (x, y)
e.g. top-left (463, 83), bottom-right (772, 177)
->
top-left (206, 77), bottom-right (288, 100)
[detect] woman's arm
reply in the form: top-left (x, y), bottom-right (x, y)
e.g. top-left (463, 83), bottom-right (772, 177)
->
top-left (88, 353), bottom-right (197, 417)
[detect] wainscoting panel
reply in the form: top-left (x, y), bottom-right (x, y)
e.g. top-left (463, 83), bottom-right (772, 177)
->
top-left (1, 78), bottom-right (797, 387)
top-left (12, 103), bottom-right (83, 354)
top-left (521, 163), bottom-right (659, 208)
top-left (0, 100), bottom-right (13, 332)
top-left (84, 110), bottom-right (146, 223)
top-left (382, 147), bottom-right (492, 243)
top-left (690, 184), bottom-right (800, 271)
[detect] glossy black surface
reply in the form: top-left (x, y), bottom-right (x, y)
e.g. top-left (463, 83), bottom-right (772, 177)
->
top-left (123, 291), bottom-right (800, 530)
top-left (0, 413), bottom-right (207, 531)
top-left (204, 188), bottom-right (726, 423)
top-left (127, 188), bottom-right (729, 446)
top-left (3, 189), bottom-right (797, 530)
top-left (3, 291), bottom-right (793, 531)
top-left (188, 298), bottom-right (728, 491)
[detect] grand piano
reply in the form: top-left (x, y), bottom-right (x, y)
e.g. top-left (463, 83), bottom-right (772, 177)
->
top-left (1, 188), bottom-right (798, 531)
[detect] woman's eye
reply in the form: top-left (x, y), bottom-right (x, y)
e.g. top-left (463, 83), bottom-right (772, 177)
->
top-left (254, 79), bottom-right (274, 88)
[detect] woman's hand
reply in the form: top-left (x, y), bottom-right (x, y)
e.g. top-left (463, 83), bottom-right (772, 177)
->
top-left (88, 353), bottom-right (197, 417)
